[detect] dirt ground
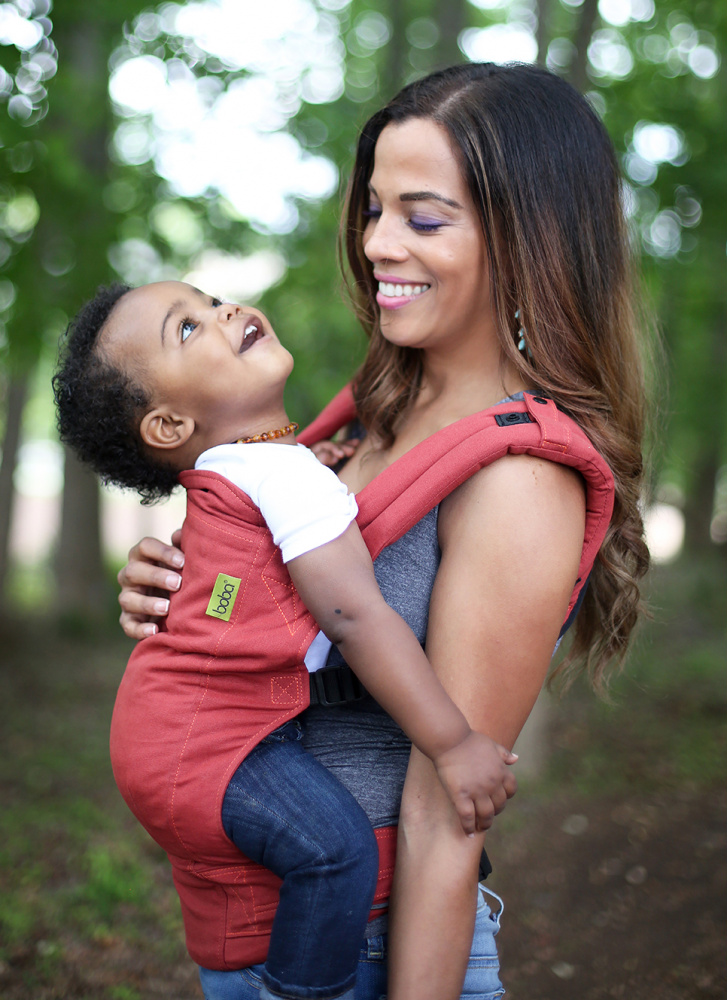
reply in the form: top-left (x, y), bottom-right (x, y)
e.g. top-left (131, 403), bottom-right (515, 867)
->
top-left (3, 777), bottom-right (725, 1000)
top-left (487, 785), bottom-right (727, 999)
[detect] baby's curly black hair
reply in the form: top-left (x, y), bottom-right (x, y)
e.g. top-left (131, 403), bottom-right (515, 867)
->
top-left (53, 283), bottom-right (181, 504)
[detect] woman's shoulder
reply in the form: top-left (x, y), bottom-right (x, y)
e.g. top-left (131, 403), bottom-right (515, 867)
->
top-left (438, 452), bottom-right (586, 560)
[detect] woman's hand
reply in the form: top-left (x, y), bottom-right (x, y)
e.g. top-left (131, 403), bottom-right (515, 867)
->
top-left (117, 532), bottom-right (185, 640)
top-left (309, 438), bottom-right (360, 468)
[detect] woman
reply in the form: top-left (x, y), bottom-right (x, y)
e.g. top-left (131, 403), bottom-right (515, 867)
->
top-left (117, 63), bottom-right (649, 999)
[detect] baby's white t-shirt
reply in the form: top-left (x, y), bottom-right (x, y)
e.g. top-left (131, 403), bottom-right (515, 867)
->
top-left (194, 442), bottom-right (358, 672)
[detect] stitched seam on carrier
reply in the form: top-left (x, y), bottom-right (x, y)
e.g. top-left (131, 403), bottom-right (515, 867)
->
top-left (261, 549), bottom-right (302, 636)
top-left (170, 673), bottom-right (211, 856)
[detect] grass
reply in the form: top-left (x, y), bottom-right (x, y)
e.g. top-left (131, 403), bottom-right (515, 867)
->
top-left (540, 553), bottom-right (727, 799)
top-left (0, 628), bottom-right (196, 998)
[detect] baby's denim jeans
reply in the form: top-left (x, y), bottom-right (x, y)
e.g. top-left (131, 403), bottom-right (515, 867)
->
top-left (212, 719), bottom-right (379, 1000)
top-left (200, 882), bottom-right (505, 1000)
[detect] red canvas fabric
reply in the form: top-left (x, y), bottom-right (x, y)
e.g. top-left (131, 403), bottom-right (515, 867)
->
top-left (110, 389), bottom-right (614, 970)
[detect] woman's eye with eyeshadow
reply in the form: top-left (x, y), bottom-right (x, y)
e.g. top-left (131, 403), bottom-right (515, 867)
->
top-left (409, 216), bottom-right (445, 233)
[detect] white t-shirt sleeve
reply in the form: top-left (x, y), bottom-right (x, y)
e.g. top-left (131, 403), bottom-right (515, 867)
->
top-left (195, 443), bottom-right (358, 563)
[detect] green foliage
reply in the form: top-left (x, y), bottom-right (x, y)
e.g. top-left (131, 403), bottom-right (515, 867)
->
top-left (1, 0), bottom-right (727, 568)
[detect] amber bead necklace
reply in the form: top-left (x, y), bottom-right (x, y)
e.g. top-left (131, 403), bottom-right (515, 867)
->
top-left (236, 422), bottom-right (299, 445)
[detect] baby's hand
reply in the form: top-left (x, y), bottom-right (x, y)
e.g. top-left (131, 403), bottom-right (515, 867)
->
top-left (433, 731), bottom-right (518, 836)
top-left (310, 439), bottom-right (360, 467)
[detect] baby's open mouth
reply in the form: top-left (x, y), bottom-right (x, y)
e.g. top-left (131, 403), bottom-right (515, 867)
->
top-left (239, 316), bottom-right (264, 353)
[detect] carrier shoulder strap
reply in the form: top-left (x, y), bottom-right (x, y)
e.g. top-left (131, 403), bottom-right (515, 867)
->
top-left (298, 385), bottom-right (614, 621)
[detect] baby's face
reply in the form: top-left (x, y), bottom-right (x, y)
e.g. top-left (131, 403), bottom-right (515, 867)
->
top-left (103, 281), bottom-right (294, 449)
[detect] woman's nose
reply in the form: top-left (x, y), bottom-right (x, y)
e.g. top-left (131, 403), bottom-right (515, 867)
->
top-left (363, 216), bottom-right (408, 265)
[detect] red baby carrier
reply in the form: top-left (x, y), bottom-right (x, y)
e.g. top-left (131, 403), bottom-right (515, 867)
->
top-left (109, 388), bottom-right (614, 971)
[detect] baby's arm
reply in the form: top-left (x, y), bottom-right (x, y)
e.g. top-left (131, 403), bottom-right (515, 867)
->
top-left (287, 523), bottom-right (517, 836)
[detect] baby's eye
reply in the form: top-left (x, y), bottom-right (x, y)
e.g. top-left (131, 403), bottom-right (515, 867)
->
top-left (211, 297), bottom-right (222, 307)
top-left (181, 318), bottom-right (197, 342)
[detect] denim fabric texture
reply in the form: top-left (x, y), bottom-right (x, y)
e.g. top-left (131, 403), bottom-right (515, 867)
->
top-left (220, 720), bottom-right (379, 1000)
top-left (199, 884), bottom-right (505, 1000)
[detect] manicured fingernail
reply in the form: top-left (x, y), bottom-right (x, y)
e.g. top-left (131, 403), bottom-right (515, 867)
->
top-left (166, 574), bottom-right (181, 590)
top-left (143, 624), bottom-right (157, 636)
top-left (154, 600), bottom-right (169, 614)
top-left (510, 753), bottom-right (519, 760)
top-left (172, 552), bottom-right (185, 567)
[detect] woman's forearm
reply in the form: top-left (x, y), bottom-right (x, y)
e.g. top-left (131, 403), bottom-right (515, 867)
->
top-left (388, 748), bottom-right (486, 1000)
top-left (386, 455), bottom-right (587, 999)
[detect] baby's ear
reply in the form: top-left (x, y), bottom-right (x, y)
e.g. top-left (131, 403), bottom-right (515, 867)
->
top-left (140, 409), bottom-right (195, 452)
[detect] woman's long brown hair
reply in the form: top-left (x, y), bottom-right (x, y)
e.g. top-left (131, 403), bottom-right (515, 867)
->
top-left (342, 62), bottom-right (651, 692)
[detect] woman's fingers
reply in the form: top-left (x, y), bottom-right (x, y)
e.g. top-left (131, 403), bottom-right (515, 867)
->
top-left (117, 559), bottom-right (182, 593)
top-left (116, 533), bottom-right (184, 640)
top-left (129, 535), bottom-right (185, 570)
top-left (119, 611), bottom-right (159, 640)
top-left (118, 588), bottom-right (170, 618)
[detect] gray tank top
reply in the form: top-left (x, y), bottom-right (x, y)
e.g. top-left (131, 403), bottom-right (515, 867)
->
top-left (300, 504), bottom-right (439, 828)
top-left (300, 393), bottom-right (525, 825)
top-left (300, 395), bottom-right (523, 933)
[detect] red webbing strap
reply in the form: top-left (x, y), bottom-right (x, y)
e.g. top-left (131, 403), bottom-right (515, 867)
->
top-left (297, 389), bottom-right (614, 618)
top-left (297, 384), bottom-right (356, 447)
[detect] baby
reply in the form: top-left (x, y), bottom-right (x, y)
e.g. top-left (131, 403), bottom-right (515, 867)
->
top-left (54, 281), bottom-right (517, 1000)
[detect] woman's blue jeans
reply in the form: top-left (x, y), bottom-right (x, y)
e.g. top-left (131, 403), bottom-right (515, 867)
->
top-left (219, 720), bottom-right (380, 1000)
top-left (199, 884), bottom-right (505, 1000)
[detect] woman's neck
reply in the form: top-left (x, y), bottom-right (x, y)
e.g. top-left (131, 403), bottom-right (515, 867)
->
top-left (413, 339), bottom-right (528, 424)
top-left (338, 348), bottom-right (529, 495)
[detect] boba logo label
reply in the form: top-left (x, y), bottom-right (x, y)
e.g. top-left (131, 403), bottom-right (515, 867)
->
top-left (205, 573), bottom-right (242, 622)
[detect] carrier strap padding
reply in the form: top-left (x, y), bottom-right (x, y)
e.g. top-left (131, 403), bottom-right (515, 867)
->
top-left (299, 386), bottom-right (614, 619)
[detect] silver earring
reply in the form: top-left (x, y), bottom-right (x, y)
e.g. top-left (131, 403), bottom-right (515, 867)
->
top-left (515, 308), bottom-right (530, 356)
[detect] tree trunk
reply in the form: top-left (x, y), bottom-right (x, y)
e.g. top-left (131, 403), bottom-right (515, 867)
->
top-left (682, 312), bottom-right (727, 553)
top-left (52, 19), bottom-right (110, 620)
top-left (0, 375), bottom-right (28, 605)
top-left (55, 447), bottom-right (109, 619)
top-left (434, 0), bottom-right (467, 69)
top-left (569, 0), bottom-right (599, 92)
top-left (536, 0), bottom-right (554, 67)
top-left (384, 0), bottom-right (409, 97)
top-left (513, 688), bottom-right (552, 779)
top-left (683, 452), bottom-right (719, 554)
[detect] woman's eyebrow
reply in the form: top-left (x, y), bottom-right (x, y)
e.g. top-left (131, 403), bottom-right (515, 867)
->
top-left (367, 184), bottom-right (462, 210)
top-left (400, 190), bottom-right (462, 209)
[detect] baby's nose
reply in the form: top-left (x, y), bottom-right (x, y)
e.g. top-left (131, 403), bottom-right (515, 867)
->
top-left (217, 301), bottom-right (241, 322)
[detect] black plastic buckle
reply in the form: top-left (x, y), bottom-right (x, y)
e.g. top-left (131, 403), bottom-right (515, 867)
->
top-left (495, 411), bottom-right (533, 427)
top-left (309, 664), bottom-right (367, 707)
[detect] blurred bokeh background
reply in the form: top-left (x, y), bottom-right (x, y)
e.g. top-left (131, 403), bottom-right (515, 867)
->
top-left (0, 0), bottom-right (725, 997)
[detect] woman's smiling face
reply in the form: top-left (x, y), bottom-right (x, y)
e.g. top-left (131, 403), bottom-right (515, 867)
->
top-left (363, 118), bottom-right (496, 357)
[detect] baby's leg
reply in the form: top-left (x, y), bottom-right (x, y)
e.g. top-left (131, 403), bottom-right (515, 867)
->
top-left (223, 719), bottom-right (379, 1000)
